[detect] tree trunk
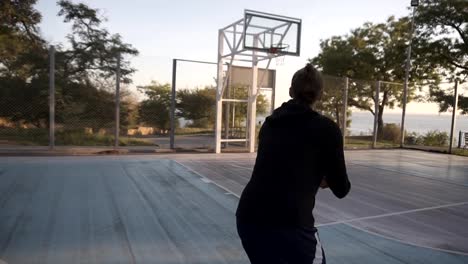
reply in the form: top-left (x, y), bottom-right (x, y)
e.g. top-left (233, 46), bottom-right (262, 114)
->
top-left (377, 91), bottom-right (389, 139)
top-left (335, 105), bottom-right (341, 130)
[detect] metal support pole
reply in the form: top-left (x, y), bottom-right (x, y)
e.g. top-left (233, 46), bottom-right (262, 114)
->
top-left (271, 71), bottom-right (276, 113)
top-left (372, 81), bottom-right (380, 149)
top-left (458, 131), bottom-right (462, 149)
top-left (342, 77), bottom-right (349, 145)
top-left (49, 45), bottom-right (55, 150)
top-left (223, 63), bottom-right (232, 148)
top-left (248, 37), bottom-right (259, 153)
top-left (449, 80), bottom-right (459, 154)
top-left (215, 29), bottom-right (224, 153)
top-left (170, 59), bottom-right (177, 149)
top-left (114, 53), bottom-right (121, 148)
top-left (400, 6), bottom-right (416, 148)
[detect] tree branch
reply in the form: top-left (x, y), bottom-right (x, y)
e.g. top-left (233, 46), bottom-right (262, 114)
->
top-left (348, 99), bottom-right (375, 115)
top-left (448, 22), bottom-right (468, 46)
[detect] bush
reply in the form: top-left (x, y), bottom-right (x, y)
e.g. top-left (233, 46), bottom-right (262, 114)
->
top-left (404, 130), bottom-right (449, 147)
top-left (381, 123), bottom-right (401, 143)
top-left (422, 130), bottom-right (449, 147)
top-left (404, 131), bottom-right (423, 145)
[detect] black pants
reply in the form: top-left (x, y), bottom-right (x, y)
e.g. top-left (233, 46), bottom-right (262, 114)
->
top-left (237, 222), bottom-right (326, 264)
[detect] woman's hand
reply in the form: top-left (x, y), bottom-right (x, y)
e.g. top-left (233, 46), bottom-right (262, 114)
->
top-left (320, 178), bottom-right (329, 189)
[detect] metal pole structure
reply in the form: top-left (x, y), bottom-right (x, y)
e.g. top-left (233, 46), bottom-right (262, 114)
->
top-left (223, 63), bottom-right (232, 148)
top-left (342, 77), bottom-right (349, 145)
top-left (449, 80), bottom-right (459, 154)
top-left (170, 59), bottom-right (177, 149)
top-left (372, 81), bottom-right (380, 149)
top-left (248, 37), bottom-right (259, 153)
top-left (458, 131), bottom-right (462, 149)
top-left (114, 53), bottom-right (121, 148)
top-left (49, 45), bottom-right (55, 150)
top-left (271, 71), bottom-right (276, 113)
top-left (215, 29), bottom-right (224, 153)
top-left (400, 6), bottom-right (417, 147)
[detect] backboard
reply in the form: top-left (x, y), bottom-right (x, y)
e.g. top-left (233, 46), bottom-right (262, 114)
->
top-left (243, 9), bottom-right (301, 56)
top-left (229, 65), bottom-right (275, 88)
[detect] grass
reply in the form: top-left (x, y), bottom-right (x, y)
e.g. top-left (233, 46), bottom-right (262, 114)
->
top-left (345, 136), bottom-right (399, 149)
top-left (0, 128), bottom-right (155, 146)
top-left (175, 127), bottom-right (214, 135)
top-left (453, 148), bottom-right (468, 157)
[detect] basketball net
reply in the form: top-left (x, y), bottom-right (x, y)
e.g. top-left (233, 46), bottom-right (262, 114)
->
top-left (267, 44), bottom-right (289, 66)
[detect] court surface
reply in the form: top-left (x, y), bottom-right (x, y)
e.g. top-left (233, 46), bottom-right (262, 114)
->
top-left (0, 149), bottom-right (467, 263)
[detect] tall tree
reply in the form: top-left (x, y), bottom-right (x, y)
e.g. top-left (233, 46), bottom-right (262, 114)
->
top-left (56, 0), bottom-right (138, 83)
top-left (414, 0), bottom-right (468, 114)
top-left (312, 16), bottom-right (439, 136)
top-left (137, 82), bottom-right (172, 130)
top-left (0, 0), bottom-right (49, 127)
top-left (54, 0), bottom-right (139, 130)
top-left (177, 87), bottom-right (217, 128)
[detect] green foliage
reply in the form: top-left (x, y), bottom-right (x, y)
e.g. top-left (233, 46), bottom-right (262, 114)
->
top-left (0, 0), bottom-right (139, 143)
top-left (177, 86), bottom-right (216, 128)
top-left (414, 0), bottom-right (468, 114)
top-left (405, 130), bottom-right (449, 147)
top-left (381, 123), bottom-right (401, 143)
top-left (224, 84), bottom-right (269, 127)
top-left (175, 84), bottom-right (269, 129)
top-left (56, 0), bottom-right (138, 83)
top-left (314, 75), bottom-right (352, 130)
top-left (137, 82), bottom-right (172, 130)
top-left (421, 130), bottom-right (449, 147)
top-left (311, 16), bottom-right (440, 136)
top-left (0, 1), bottom-right (49, 127)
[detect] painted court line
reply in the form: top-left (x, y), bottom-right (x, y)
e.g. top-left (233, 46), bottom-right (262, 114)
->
top-left (346, 223), bottom-right (468, 256)
top-left (173, 160), bottom-right (240, 198)
top-left (316, 201), bottom-right (468, 227)
top-left (349, 161), bottom-right (468, 187)
top-left (229, 164), bottom-right (253, 170)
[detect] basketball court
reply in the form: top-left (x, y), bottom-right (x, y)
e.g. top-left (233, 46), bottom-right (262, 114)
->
top-left (0, 149), bottom-right (467, 263)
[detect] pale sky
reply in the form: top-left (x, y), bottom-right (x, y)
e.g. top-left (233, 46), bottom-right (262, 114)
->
top-left (36, 0), bottom-right (454, 114)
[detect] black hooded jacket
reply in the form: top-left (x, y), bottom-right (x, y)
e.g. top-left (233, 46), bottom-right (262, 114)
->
top-left (236, 99), bottom-right (351, 227)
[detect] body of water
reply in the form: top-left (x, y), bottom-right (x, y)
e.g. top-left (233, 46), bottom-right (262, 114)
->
top-left (349, 111), bottom-right (468, 136)
top-left (256, 111), bottom-right (468, 138)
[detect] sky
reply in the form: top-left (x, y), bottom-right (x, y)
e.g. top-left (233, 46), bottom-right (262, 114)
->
top-left (35, 0), bottom-right (456, 114)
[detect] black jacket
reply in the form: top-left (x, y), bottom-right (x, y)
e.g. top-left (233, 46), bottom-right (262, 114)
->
top-left (236, 99), bottom-right (351, 227)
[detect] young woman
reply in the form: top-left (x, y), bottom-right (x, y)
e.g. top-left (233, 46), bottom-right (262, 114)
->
top-left (236, 63), bottom-right (351, 264)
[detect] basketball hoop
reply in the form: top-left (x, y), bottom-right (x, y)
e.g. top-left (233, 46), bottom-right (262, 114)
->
top-left (268, 43), bottom-right (290, 66)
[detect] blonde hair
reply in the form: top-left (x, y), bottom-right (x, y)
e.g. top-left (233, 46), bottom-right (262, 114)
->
top-left (290, 63), bottom-right (323, 105)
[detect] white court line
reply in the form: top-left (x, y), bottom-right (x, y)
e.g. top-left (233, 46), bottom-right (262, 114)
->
top-left (346, 223), bottom-right (468, 256)
top-left (173, 160), bottom-right (240, 198)
top-left (316, 201), bottom-right (468, 227)
top-left (175, 159), bottom-right (468, 256)
top-left (229, 164), bottom-right (253, 170)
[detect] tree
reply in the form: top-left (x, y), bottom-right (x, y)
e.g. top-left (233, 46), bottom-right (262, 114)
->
top-left (137, 82), bottom-right (172, 130)
top-left (56, 0), bottom-right (138, 83)
top-left (414, 0), bottom-right (468, 114)
top-left (0, 0), bottom-right (49, 127)
top-left (312, 16), bottom-right (438, 137)
top-left (177, 87), bottom-right (216, 128)
top-left (226, 84), bottom-right (269, 127)
top-left (53, 0), bottom-right (139, 131)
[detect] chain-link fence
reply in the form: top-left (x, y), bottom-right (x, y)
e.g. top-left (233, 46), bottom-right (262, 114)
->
top-left (1, 45), bottom-right (466, 153)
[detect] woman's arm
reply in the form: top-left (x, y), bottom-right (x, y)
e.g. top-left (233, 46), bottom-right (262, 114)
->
top-left (322, 122), bottom-right (351, 198)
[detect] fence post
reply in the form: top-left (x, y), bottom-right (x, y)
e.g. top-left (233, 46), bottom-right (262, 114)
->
top-left (459, 131), bottom-right (462, 149)
top-left (114, 53), bottom-right (121, 148)
top-left (342, 77), bottom-right (349, 145)
top-left (372, 81), bottom-right (380, 149)
top-left (170, 59), bottom-right (177, 149)
top-left (49, 45), bottom-right (55, 150)
top-left (449, 80), bottom-right (459, 154)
